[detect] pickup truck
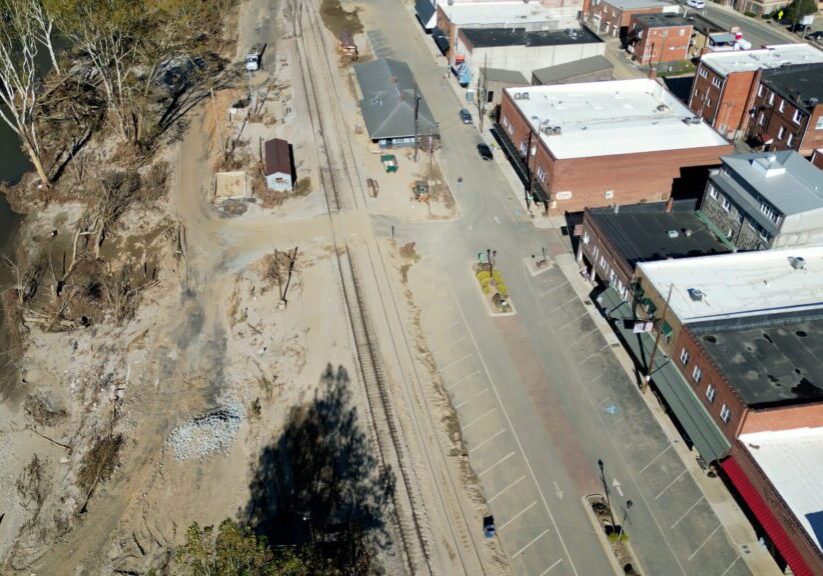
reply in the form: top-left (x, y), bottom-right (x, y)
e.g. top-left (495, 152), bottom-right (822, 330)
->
top-left (245, 43), bottom-right (264, 71)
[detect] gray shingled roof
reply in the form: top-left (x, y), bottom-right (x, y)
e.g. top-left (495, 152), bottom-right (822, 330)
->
top-left (481, 67), bottom-right (528, 85)
top-left (353, 59), bottom-right (437, 140)
top-left (531, 55), bottom-right (612, 85)
top-left (722, 151), bottom-right (823, 216)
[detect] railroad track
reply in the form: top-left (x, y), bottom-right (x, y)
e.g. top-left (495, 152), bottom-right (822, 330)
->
top-left (293, 1), bottom-right (493, 574)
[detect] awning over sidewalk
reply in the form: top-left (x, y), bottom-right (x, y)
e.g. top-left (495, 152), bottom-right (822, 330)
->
top-left (415, 0), bottom-right (437, 29)
top-left (721, 457), bottom-right (815, 576)
top-left (433, 28), bottom-right (450, 54)
top-left (597, 287), bottom-right (730, 464)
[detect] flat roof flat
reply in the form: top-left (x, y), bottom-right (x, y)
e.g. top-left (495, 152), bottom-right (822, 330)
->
top-left (461, 26), bottom-right (601, 48)
top-left (588, 201), bottom-right (730, 269)
top-left (440, 2), bottom-right (573, 25)
top-left (504, 79), bottom-right (729, 159)
top-left (761, 62), bottom-right (823, 112)
top-left (602, 0), bottom-right (674, 9)
top-left (632, 13), bottom-right (693, 27)
top-left (700, 44), bottom-right (823, 77)
top-left (691, 317), bottom-right (823, 407)
top-left (638, 245), bottom-right (823, 324)
top-left (740, 427), bottom-right (823, 551)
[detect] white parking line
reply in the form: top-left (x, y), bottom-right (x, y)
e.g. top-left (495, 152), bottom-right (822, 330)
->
top-left (671, 496), bottom-right (705, 529)
top-left (567, 326), bottom-right (599, 347)
top-left (719, 555), bottom-right (741, 576)
top-left (437, 353), bottom-right (473, 374)
top-left (455, 386), bottom-right (490, 409)
top-left (654, 469), bottom-right (687, 500)
top-left (512, 528), bottom-right (550, 559)
top-left (488, 475), bottom-right (526, 503)
top-left (461, 408), bottom-right (497, 432)
top-left (639, 444), bottom-right (672, 474)
top-left (688, 524), bottom-right (722, 561)
top-left (478, 451), bottom-right (515, 478)
top-left (468, 428), bottom-right (505, 453)
top-left (429, 320), bottom-right (459, 336)
top-left (474, 386), bottom-right (490, 398)
top-left (437, 336), bottom-right (467, 351)
top-left (558, 311), bottom-right (588, 330)
top-left (499, 501), bottom-right (537, 530)
top-left (541, 282), bottom-right (569, 297)
top-left (546, 295), bottom-right (578, 313)
top-left (540, 559), bottom-right (563, 575)
top-left (447, 369), bottom-right (480, 390)
top-left (577, 344), bottom-right (609, 366)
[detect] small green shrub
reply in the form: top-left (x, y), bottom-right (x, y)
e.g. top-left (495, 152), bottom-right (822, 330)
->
top-left (492, 270), bottom-right (504, 284)
top-left (744, 10), bottom-right (757, 17)
top-left (497, 283), bottom-right (509, 297)
top-left (479, 276), bottom-right (491, 289)
top-left (476, 270), bottom-right (491, 283)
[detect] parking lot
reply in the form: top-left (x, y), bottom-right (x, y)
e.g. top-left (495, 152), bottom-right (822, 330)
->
top-left (408, 249), bottom-right (752, 576)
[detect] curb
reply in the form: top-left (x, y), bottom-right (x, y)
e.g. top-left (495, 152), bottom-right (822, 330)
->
top-left (470, 263), bottom-right (517, 317)
top-left (522, 255), bottom-right (554, 277)
top-left (581, 494), bottom-right (623, 576)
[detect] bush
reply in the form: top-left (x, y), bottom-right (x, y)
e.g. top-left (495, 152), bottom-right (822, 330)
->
top-left (492, 270), bottom-right (504, 285)
top-left (479, 276), bottom-right (491, 289)
top-left (476, 270), bottom-right (491, 283)
top-left (744, 10), bottom-right (757, 17)
top-left (295, 177), bottom-right (312, 196)
top-left (497, 283), bottom-right (508, 297)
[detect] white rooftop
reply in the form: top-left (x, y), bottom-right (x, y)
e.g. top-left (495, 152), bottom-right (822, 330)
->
top-left (439, 1), bottom-right (579, 26)
top-left (504, 79), bottom-right (729, 159)
top-left (701, 44), bottom-right (823, 77)
top-left (601, 0), bottom-right (674, 9)
top-left (740, 427), bottom-right (823, 553)
top-left (637, 245), bottom-right (823, 323)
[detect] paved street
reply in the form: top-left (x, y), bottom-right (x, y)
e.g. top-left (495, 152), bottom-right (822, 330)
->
top-left (698, 3), bottom-right (800, 47)
top-left (353, 0), bottom-right (772, 574)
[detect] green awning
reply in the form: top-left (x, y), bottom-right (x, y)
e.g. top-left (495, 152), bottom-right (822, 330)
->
top-left (596, 288), bottom-right (730, 463)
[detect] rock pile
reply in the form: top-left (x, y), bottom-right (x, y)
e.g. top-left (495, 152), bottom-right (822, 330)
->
top-left (167, 402), bottom-right (245, 461)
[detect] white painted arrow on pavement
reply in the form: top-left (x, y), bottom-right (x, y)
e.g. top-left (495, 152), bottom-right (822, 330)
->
top-left (612, 478), bottom-right (624, 497)
top-left (553, 481), bottom-right (564, 500)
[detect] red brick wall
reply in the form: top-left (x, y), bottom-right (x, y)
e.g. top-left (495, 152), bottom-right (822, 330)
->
top-left (748, 83), bottom-right (823, 156)
top-left (813, 149), bottom-right (823, 169)
top-left (729, 442), bottom-right (823, 575)
top-left (499, 90), bottom-right (733, 213)
top-left (436, 6), bottom-right (455, 61)
top-left (743, 404), bottom-right (823, 434)
top-left (578, 210), bottom-right (635, 292)
top-left (631, 24), bottom-right (692, 65)
top-left (586, 2), bottom-right (664, 35)
top-left (689, 65), bottom-right (757, 137)
top-left (674, 327), bottom-right (749, 441)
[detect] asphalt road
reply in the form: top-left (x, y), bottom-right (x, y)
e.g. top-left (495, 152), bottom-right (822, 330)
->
top-left (697, 3), bottom-right (800, 47)
top-left (357, 0), bottom-right (757, 574)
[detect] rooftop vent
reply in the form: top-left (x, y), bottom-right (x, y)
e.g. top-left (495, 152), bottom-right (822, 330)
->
top-left (790, 256), bottom-right (807, 270)
top-left (513, 92), bottom-right (530, 100)
top-left (682, 116), bottom-right (701, 125)
top-left (667, 229), bottom-right (679, 238)
top-left (656, 104), bottom-right (669, 112)
top-left (687, 288), bottom-right (705, 301)
top-left (684, 228), bottom-right (693, 237)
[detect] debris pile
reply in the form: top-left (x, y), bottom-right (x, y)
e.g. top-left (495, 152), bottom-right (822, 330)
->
top-left (167, 402), bottom-right (245, 461)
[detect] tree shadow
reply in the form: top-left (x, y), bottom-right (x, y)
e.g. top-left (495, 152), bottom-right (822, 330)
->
top-left (244, 363), bottom-right (395, 571)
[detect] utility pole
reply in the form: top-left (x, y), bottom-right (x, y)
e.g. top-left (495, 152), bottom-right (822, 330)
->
top-left (210, 88), bottom-right (224, 157)
top-left (645, 283), bottom-right (674, 384)
top-left (597, 459), bottom-right (617, 529)
top-left (428, 127), bottom-right (435, 183)
top-left (413, 90), bottom-right (421, 162)
top-left (525, 130), bottom-right (533, 209)
top-left (477, 54), bottom-right (489, 133)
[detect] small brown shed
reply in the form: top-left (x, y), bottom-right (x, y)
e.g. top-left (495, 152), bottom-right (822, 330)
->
top-left (264, 138), bottom-right (293, 192)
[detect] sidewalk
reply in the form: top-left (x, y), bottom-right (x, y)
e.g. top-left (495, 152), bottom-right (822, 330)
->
top-left (548, 244), bottom-right (782, 576)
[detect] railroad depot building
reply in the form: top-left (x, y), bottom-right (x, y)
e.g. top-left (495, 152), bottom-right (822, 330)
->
top-left (495, 79), bottom-right (733, 213)
top-left (577, 200), bottom-right (730, 300)
top-left (699, 151), bottom-right (823, 251)
top-left (688, 45), bottom-right (823, 140)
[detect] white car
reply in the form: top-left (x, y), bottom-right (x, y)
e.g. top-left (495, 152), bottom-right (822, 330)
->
top-left (687, 0), bottom-right (706, 8)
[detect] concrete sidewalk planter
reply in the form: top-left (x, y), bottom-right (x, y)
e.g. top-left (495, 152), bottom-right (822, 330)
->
top-left (472, 262), bottom-right (515, 316)
top-left (585, 493), bottom-right (643, 575)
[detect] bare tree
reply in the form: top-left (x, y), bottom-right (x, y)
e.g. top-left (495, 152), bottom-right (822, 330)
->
top-left (27, 0), bottom-right (60, 75)
top-left (0, 0), bottom-right (50, 184)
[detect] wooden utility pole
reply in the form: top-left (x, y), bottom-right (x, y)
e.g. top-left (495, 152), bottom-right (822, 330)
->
top-left (645, 283), bottom-right (674, 385)
top-left (413, 91), bottom-right (420, 162)
top-left (210, 88), bottom-right (224, 156)
top-left (280, 246), bottom-right (299, 306)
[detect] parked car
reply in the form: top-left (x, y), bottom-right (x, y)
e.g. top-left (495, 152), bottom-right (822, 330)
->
top-left (459, 108), bottom-right (472, 124)
top-left (483, 515), bottom-right (496, 538)
top-left (805, 30), bottom-right (823, 42)
top-left (686, 0), bottom-right (705, 9)
top-left (477, 143), bottom-right (493, 160)
top-left (787, 23), bottom-right (809, 33)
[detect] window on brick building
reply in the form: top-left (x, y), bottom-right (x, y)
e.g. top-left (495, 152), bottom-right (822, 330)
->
top-left (708, 184), bottom-right (717, 199)
top-left (680, 348), bottom-right (689, 365)
top-left (679, 28), bottom-right (685, 36)
top-left (583, 231), bottom-right (590, 245)
top-left (777, 126), bottom-right (785, 140)
top-left (758, 112), bottom-right (765, 126)
top-left (757, 85), bottom-right (764, 97)
top-left (537, 166), bottom-right (547, 183)
top-left (779, 99), bottom-right (785, 113)
top-left (793, 109), bottom-right (804, 124)
top-left (817, 117), bottom-right (823, 130)
top-left (712, 77), bottom-right (721, 88)
top-left (721, 196), bottom-right (731, 211)
top-left (706, 384), bottom-right (716, 403)
top-left (693, 365), bottom-right (703, 384)
top-left (768, 92), bottom-right (775, 105)
top-left (698, 67), bottom-right (708, 78)
top-left (720, 403), bottom-right (731, 423)
top-left (787, 133), bottom-right (795, 147)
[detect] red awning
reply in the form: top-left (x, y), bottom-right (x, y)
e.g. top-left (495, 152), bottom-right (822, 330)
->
top-left (721, 457), bottom-right (815, 576)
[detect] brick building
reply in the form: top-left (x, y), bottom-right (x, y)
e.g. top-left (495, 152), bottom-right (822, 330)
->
top-left (584, 0), bottom-right (676, 40)
top-left (495, 79), bottom-right (732, 213)
top-left (627, 13), bottom-right (693, 65)
top-left (699, 151), bottom-right (823, 251)
top-left (688, 45), bottom-right (823, 140)
top-left (747, 63), bottom-right (823, 156)
top-left (577, 200), bottom-right (730, 299)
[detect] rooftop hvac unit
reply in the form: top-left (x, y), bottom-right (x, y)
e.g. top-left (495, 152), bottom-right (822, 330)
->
top-left (687, 288), bottom-right (705, 301)
top-left (667, 229), bottom-right (679, 238)
top-left (790, 256), bottom-right (807, 270)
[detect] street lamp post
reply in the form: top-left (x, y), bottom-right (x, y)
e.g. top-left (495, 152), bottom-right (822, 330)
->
top-left (597, 459), bottom-right (618, 529)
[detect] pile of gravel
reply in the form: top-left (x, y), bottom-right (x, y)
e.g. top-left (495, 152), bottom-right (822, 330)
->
top-left (167, 402), bottom-right (245, 461)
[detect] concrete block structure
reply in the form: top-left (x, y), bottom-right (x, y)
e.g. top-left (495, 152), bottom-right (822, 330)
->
top-left (453, 26), bottom-right (605, 86)
top-left (495, 79), bottom-right (732, 213)
top-left (626, 13), bottom-right (693, 65)
top-left (699, 151), bottom-right (823, 250)
top-left (688, 45), bottom-right (823, 140)
top-left (747, 63), bottom-right (823, 157)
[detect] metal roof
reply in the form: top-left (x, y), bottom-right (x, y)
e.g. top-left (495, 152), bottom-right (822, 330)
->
top-left (480, 67), bottom-right (528, 85)
top-left (263, 138), bottom-right (291, 176)
top-left (353, 59), bottom-right (437, 140)
top-left (721, 151), bottom-right (823, 217)
top-left (532, 55), bottom-right (613, 84)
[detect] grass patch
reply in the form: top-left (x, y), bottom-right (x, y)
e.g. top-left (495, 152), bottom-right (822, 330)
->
top-left (656, 60), bottom-right (697, 77)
